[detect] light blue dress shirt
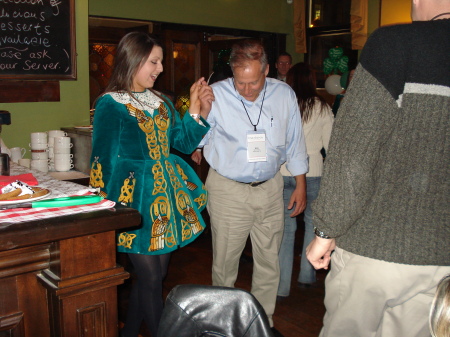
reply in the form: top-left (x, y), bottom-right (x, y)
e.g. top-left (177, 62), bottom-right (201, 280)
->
top-left (200, 77), bottom-right (308, 183)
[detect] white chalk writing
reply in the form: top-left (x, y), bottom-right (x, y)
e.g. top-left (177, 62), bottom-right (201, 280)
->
top-left (0, 0), bottom-right (71, 75)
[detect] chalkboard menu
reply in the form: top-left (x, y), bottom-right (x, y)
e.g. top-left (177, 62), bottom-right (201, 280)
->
top-left (0, 0), bottom-right (76, 80)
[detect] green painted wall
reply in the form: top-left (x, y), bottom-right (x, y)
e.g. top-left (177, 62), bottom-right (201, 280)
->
top-left (2, 0), bottom-right (380, 157)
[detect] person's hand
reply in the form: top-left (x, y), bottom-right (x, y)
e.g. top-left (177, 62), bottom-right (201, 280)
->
top-left (189, 78), bottom-right (203, 116)
top-left (191, 149), bottom-right (202, 165)
top-left (189, 78), bottom-right (214, 120)
top-left (198, 80), bottom-right (214, 120)
top-left (306, 237), bottom-right (336, 270)
top-left (288, 174), bottom-right (306, 217)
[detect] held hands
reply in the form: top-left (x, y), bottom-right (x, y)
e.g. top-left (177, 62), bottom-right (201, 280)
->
top-left (189, 77), bottom-right (214, 120)
top-left (306, 236), bottom-right (336, 270)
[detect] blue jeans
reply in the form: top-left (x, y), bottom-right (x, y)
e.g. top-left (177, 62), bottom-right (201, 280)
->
top-left (277, 176), bottom-right (297, 297)
top-left (298, 176), bottom-right (321, 284)
top-left (278, 176), bottom-right (321, 296)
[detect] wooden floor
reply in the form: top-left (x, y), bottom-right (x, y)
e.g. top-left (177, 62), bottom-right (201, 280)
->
top-left (118, 214), bottom-right (327, 337)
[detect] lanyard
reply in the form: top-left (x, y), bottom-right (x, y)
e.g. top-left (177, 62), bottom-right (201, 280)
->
top-left (239, 82), bottom-right (267, 132)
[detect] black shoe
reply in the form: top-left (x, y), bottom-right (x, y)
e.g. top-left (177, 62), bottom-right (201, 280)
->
top-left (298, 282), bottom-right (312, 288)
top-left (276, 295), bottom-right (288, 303)
top-left (271, 327), bottom-right (284, 337)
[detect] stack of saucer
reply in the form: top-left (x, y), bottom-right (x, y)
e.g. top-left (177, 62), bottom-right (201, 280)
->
top-left (53, 136), bottom-right (73, 172)
top-left (29, 132), bottom-right (49, 173)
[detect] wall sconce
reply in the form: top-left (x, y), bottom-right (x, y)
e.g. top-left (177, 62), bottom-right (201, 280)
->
top-left (287, 0), bottom-right (293, 4)
top-left (173, 50), bottom-right (179, 59)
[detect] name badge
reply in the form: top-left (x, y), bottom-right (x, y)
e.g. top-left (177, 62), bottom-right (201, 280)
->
top-left (247, 130), bottom-right (267, 162)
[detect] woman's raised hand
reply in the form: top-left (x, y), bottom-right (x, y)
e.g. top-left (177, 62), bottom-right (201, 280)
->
top-left (189, 77), bottom-right (214, 120)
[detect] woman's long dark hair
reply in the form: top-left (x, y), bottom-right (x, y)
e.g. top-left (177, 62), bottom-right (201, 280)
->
top-left (286, 62), bottom-right (328, 123)
top-left (100, 31), bottom-right (169, 109)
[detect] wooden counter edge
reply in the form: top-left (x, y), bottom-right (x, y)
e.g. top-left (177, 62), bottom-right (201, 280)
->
top-left (0, 205), bottom-right (141, 252)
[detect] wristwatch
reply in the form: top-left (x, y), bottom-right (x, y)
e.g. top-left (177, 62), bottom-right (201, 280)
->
top-left (314, 227), bottom-right (331, 239)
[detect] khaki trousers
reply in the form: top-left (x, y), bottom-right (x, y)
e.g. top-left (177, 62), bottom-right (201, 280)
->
top-left (206, 168), bottom-right (284, 326)
top-left (320, 247), bottom-right (450, 337)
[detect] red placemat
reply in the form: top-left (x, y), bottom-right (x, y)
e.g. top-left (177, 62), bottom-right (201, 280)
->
top-left (0, 193), bottom-right (116, 224)
top-left (0, 173), bottom-right (38, 188)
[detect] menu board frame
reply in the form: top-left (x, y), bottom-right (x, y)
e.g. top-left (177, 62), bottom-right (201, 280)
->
top-left (0, 0), bottom-right (76, 80)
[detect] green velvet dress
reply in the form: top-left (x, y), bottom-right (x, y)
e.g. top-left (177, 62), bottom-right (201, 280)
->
top-left (89, 90), bottom-right (209, 255)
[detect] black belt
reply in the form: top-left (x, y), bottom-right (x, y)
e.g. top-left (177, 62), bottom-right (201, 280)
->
top-left (243, 180), bottom-right (267, 187)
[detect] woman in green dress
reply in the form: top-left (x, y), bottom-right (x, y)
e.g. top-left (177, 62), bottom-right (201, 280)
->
top-left (89, 31), bottom-right (213, 337)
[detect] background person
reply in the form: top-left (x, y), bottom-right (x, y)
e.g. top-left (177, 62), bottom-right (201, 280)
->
top-left (199, 39), bottom-right (308, 336)
top-left (306, 0), bottom-right (450, 336)
top-left (89, 31), bottom-right (212, 337)
top-left (274, 52), bottom-right (292, 82)
top-left (277, 62), bottom-right (333, 297)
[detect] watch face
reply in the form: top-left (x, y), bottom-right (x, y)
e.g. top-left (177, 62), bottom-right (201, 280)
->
top-left (314, 227), bottom-right (330, 239)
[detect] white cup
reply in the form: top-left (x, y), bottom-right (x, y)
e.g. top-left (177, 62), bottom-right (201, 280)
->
top-left (53, 147), bottom-right (71, 154)
top-left (48, 130), bottom-right (67, 138)
top-left (48, 147), bottom-right (54, 159)
top-left (10, 147), bottom-right (26, 163)
top-left (18, 158), bottom-right (31, 168)
top-left (31, 150), bottom-right (49, 160)
top-left (29, 142), bottom-right (48, 151)
top-left (53, 136), bottom-right (72, 148)
top-left (31, 159), bottom-right (49, 173)
top-left (54, 153), bottom-right (73, 160)
top-left (54, 161), bottom-right (74, 172)
top-left (30, 132), bottom-right (48, 144)
top-left (48, 137), bottom-right (54, 147)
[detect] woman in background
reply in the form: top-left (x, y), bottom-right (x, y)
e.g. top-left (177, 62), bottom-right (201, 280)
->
top-left (89, 31), bottom-right (212, 337)
top-left (278, 63), bottom-right (334, 297)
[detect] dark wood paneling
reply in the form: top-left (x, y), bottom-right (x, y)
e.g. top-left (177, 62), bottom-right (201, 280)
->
top-left (0, 206), bottom-right (141, 337)
top-left (0, 81), bottom-right (60, 103)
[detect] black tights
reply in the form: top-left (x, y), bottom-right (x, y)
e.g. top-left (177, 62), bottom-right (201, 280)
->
top-left (121, 253), bottom-right (171, 337)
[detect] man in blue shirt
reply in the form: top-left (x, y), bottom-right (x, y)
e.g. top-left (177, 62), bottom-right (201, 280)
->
top-left (198, 39), bottom-right (308, 335)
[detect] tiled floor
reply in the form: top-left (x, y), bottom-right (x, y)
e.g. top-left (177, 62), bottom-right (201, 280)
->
top-left (118, 215), bottom-right (327, 337)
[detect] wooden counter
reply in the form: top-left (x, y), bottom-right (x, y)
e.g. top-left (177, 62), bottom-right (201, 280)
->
top-left (0, 205), bottom-right (141, 337)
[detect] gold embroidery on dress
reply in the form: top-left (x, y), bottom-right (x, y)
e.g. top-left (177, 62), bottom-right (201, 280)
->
top-left (118, 172), bottom-right (136, 206)
top-left (152, 162), bottom-right (166, 195)
top-left (175, 163), bottom-right (198, 191)
top-left (155, 104), bottom-right (169, 157)
top-left (195, 192), bottom-right (207, 209)
top-left (176, 190), bottom-right (203, 241)
top-left (167, 160), bottom-right (203, 241)
top-left (166, 161), bottom-right (183, 190)
top-left (90, 156), bottom-right (105, 197)
top-left (117, 232), bottom-right (137, 249)
top-left (156, 104), bottom-right (169, 127)
top-left (127, 103), bottom-right (161, 160)
top-left (149, 196), bottom-right (175, 251)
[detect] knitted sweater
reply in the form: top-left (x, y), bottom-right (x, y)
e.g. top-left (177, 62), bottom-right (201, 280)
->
top-left (312, 19), bottom-right (450, 266)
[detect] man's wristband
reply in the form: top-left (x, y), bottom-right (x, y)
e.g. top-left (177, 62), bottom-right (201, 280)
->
top-left (314, 227), bottom-right (330, 239)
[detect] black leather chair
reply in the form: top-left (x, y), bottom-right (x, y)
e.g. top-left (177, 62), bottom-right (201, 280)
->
top-left (157, 284), bottom-right (275, 337)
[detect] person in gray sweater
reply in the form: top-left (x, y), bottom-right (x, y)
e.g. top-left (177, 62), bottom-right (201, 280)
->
top-left (306, 0), bottom-right (450, 336)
